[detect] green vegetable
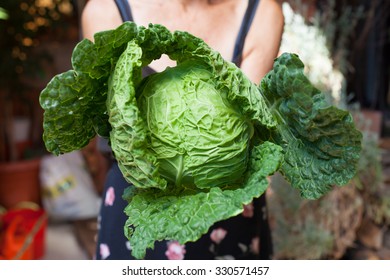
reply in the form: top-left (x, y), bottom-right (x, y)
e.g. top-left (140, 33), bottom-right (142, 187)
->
top-left (39, 22), bottom-right (362, 259)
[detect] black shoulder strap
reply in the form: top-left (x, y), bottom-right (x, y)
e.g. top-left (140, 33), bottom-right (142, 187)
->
top-left (114, 0), bottom-right (133, 22)
top-left (232, 0), bottom-right (260, 66)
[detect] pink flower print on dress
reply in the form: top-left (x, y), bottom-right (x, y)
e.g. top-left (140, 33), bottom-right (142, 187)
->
top-left (165, 241), bottom-right (186, 260)
top-left (242, 202), bottom-right (254, 218)
top-left (105, 186), bottom-right (115, 206)
top-left (125, 241), bottom-right (132, 251)
top-left (250, 236), bottom-right (260, 255)
top-left (210, 228), bottom-right (227, 244)
top-left (100, 243), bottom-right (110, 259)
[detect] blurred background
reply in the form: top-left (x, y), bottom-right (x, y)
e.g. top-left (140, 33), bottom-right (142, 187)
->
top-left (0, 0), bottom-right (389, 260)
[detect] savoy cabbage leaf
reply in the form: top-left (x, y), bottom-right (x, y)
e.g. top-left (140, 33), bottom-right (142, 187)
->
top-left (260, 54), bottom-right (362, 199)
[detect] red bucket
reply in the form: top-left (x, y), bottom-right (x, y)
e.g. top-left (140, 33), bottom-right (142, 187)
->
top-left (0, 203), bottom-right (47, 260)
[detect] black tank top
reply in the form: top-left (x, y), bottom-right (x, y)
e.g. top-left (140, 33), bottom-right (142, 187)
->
top-left (113, 0), bottom-right (260, 69)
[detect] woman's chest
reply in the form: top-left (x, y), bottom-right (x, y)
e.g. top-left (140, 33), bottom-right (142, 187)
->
top-left (128, 1), bottom-right (247, 61)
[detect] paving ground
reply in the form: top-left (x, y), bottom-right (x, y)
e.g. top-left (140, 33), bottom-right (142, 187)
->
top-left (42, 218), bottom-right (97, 260)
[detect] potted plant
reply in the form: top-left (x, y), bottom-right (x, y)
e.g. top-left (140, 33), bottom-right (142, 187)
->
top-left (0, 0), bottom-right (77, 209)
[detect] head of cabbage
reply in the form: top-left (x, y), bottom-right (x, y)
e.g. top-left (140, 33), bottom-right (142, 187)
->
top-left (39, 22), bottom-right (362, 259)
top-left (138, 60), bottom-right (254, 189)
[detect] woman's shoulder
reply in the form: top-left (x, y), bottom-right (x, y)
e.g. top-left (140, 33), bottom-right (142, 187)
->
top-left (246, 0), bottom-right (284, 45)
top-left (81, 0), bottom-right (123, 40)
top-left (240, 0), bottom-right (285, 83)
top-left (254, 0), bottom-right (284, 26)
top-left (82, 0), bottom-right (119, 18)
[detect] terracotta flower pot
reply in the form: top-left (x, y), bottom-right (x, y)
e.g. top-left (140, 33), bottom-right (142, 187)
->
top-left (0, 158), bottom-right (41, 209)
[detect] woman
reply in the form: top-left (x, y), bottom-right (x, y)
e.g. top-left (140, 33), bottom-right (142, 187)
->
top-left (81, 0), bottom-right (284, 260)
